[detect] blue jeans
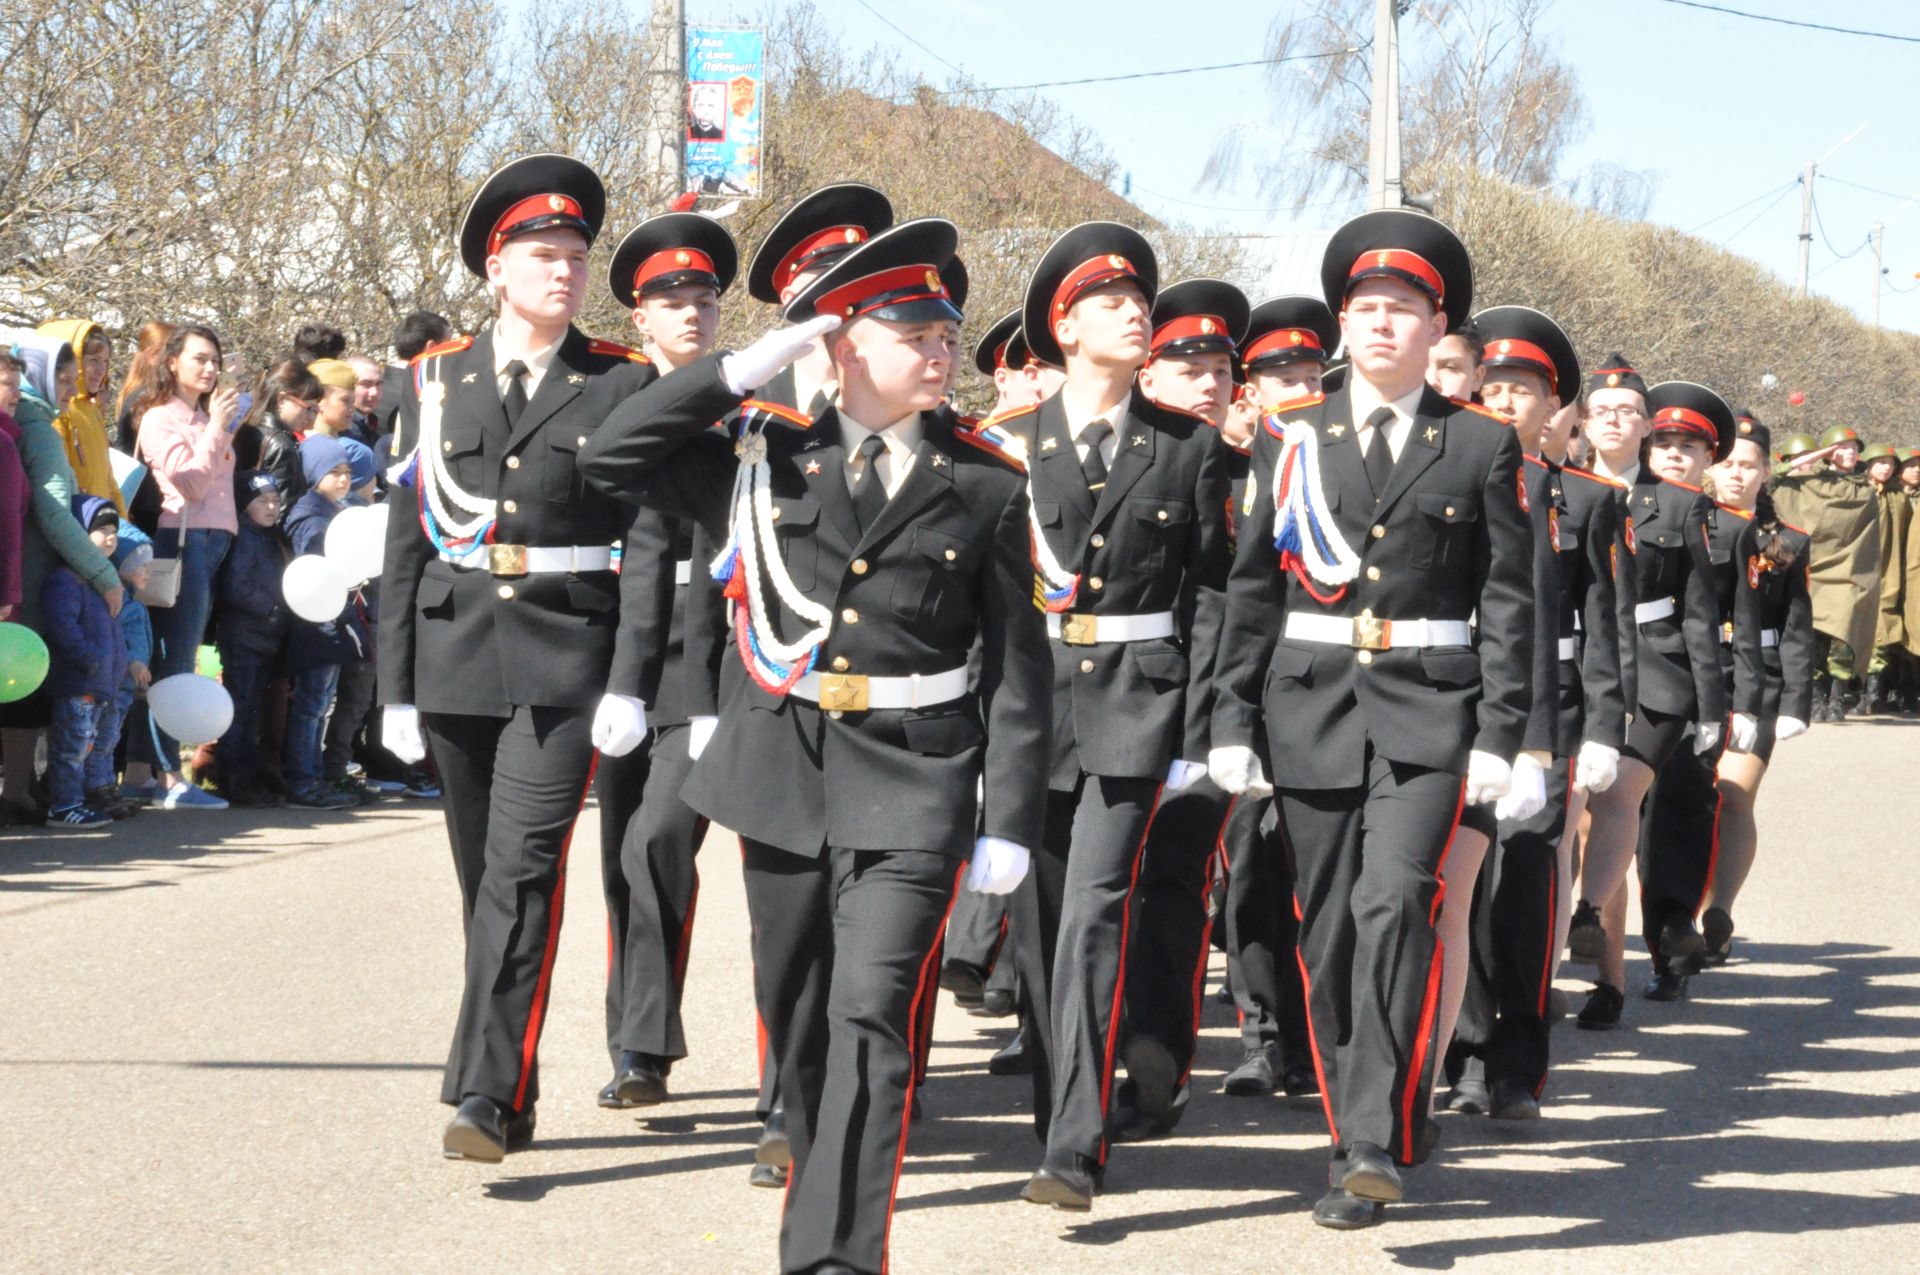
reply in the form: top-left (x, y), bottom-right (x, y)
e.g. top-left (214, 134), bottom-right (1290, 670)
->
top-left (150, 527), bottom-right (233, 769)
top-left (217, 646), bottom-right (274, 788)
top-left (48, 696), bottom-right (111, 811)
top-left (284, 664), bottom-right (341, 794)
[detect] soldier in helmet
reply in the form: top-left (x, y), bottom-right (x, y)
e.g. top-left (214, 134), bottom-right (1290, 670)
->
top-left (1770, 423), bottom-right (1881, 721)
top-left (1860, 443), bottom-right (1909, 713)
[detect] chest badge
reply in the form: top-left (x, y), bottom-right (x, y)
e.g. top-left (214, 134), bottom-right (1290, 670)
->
top-left (1131, 433), bottom-right (1147, 448)
top-left (931, 453), bottom-right (948, 468)
top-left (1326, 422), bottom-right (1347, 438)
top-left (804, 459), bottom-right (822, 475)
top-left (567, 373), bottom-right (585, 385)
top-left (461, 372), bottom-right (477, 383)
top-left (1423, 425), bottom-right (1438, 442)
top-left (1041, 436), bottom-right (1059, 451)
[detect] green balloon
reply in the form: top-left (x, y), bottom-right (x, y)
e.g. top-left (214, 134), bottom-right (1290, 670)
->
top-left (0, 623), bottom-right (50, 704)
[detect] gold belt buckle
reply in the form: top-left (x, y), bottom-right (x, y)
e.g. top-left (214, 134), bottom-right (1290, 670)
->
top-left (1352, 609), bottom-right (1390, 652)
top-left (817, 673), bottom-right (870, 712)
top-left (1060, 614), bottom-right (1097, 646)
top-left (488, 543), bottom-right (528, 576)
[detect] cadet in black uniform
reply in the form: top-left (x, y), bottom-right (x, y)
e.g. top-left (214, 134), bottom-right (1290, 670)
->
top-left (377, 154), bottom-right (660, 1162)
top-left (1209, 210), bottom-right (1535, 1229)
top-left (578, 219), bottom-right (1050, 1275)
top-left (992, 224), bottom-right (1230, 1211)
top-left (594, 211), bottom-right (737, 1110)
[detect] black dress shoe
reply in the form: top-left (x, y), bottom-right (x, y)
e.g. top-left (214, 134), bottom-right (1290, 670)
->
top-left (1311, 1187), bottom-right (1381, 1230)
top-left (1121, 1035), bottom-right (1178, 1122)
top-left (749, 1162), bottom-right (788, 1189)
top-left (1339, 1141), bottom-right (1403, 1203)
top-left (1577, 982), bottom-right (1624, 1030)
top-left (1643, 967), bottom-right (1690, 1002)
top-left (443, 1095), bottom-right (508, 1162)
top-left (1447, 1075), bottom-right (1490, 1115)
top-left (987, 1033), bottom-right (1030, 1076)
top-left (969, 987), bottom-right (1016, 1018)
top-left (596, 1077), bottom-right (627, 1109)
top-left (504, 1104), bottom-right (536, 1150)
top-left (612, 1050), bottom-right (669, 1106)
top-left (1659, 917), bottom-right (1706, 963)
top-left (756, 1112), bottom-right (792, 1169)
top-left (1566, 900), bottom-right (1605, 963)
top-left (1021, 1151), bottom-right (1099, 1210)
top-left (940, 959), bottom-right (987, 1008)
top-left (1281, 1061), bottom-right (1320, 1097)
top-left (1700, 906), bottom-right (1734, 967)
top-left (1107, 1101), bottom-right (1161, 1144)
top-left (1222, 1046), bottom-right (1279, 1096)
top-left (1488, 1080), bottom-right (1540, 1121)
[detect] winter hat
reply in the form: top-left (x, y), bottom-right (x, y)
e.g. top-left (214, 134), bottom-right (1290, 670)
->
top-left (300, 434), bottom-right (351, 486)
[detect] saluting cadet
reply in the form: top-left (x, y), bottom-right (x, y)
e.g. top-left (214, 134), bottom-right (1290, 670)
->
top-left (1773, 423), bottom-right (1880, 722)
top-left (1216, 295), bottom-right (1339, 1100)
top-left (986, 223), bottom-right (1230, 1210)
top-left (1700, 411), bottom-right (1814, 964)
top-left (1207, 210), bottom-right (1535, 1230)
top-left (376, 154), bottom-right (659, 1162)
top-left (1106, 277), bottom-right (1247, 1142)
top-left (578, 219), bottom-right (1050, 1275)
top-left (594, 210), bottom-right (736, 1112)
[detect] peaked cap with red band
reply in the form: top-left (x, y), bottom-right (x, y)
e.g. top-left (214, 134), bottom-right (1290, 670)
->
top-left (458, 153), bottom-right (606, 279)
top-left (973, 309), bottom-right (1024, 377)
top-left (1022, 221), bottom-right (1159, 368)
top-left (1320, 208), bottom-right (1473, 331)
top-left (1585, 351), bottom-right (1648, 402)
top-left (1646, 381), bottom-right (1736, 462)
top-left (785, 217), bottom-right (962, 326)
top-left (1732, 409), bottom-right (1771, 454)
top-left (1148, 277), bottom-right (1250, 361)
top-left (607, 210), bottom-right (739, 309)
top-left (1473, 304), bottom-right (1580, 398)
top-left (746, 183), bottom-right (894, 304)
top-left (1244, 294), bottom-right (1339, 372)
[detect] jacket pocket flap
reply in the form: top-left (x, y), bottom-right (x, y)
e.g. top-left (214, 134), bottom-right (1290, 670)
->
top-left (1129, 642), bottom-right (1189, 687)
top-left (443, 425), bottom-right (484, 458)
top-left (1268, 641), bottom-right (1315, 683)
top-left (1420, 649), bottom-right (1480, 687)
top-left (1415, 492), bottom-right (1474, 523)
top-left (1033, 500), bottom-right (1062, 526)
top-left (902, 709), bottom-right (983, 757)
top-left (1131, 497), bottom-right (1192, 525)
top-left (416, 575), bottom-right (454, 610)
top-left (771, 497), bottom-right (819, 528)
top-left (566, 575), bottom-right (619, 612)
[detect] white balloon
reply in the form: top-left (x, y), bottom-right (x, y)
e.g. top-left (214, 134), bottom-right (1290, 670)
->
top-left (1760, 373), bottom-right (1780, 391)
top-left (323, 503), bottom-right (387, 585)
top-left (147, 673), bottom-right (234, 745)
top-left (283, 554), bottom-right (350, 623)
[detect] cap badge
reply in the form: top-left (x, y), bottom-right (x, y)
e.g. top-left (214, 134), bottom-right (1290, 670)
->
top-left (1200, 317), bottom-right (1217, 335)
top-left (1375, 251), bottom-right (1391, 268)
top-left (1739, 421), bottom-right (1753, 434)
top-left (547, 195), bottom-right (567, 212)
top-left (845, 228), bottom-right (861, 243)
top-left (1108, 254), bottom-right (1129, 270)
top-left (1498, 340), bottom-right (1513, 354)
top-left (1289, 331), bottom-right (1303, 345)
top-left (676, 250), bottom-right (692, 265)
top-left (1607, 373), bottom-right (1621, 387)
top-left (1669, 409), bottom-right (1682, 421)
top-left (925, 268), bottom-right (942, 292)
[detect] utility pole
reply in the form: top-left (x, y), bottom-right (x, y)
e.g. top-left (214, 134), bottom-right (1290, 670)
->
top-left (646, 0), bottom-right (687, 198)
top-left (1366, 0), bottom-right (1402, 210)
top-left (1871, 221), bottom-right (1885, 328)
top-left (1796, 160), bottom-right (1815, 297)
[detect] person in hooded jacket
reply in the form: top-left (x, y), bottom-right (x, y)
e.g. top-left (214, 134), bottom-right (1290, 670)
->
top-left (282, 436), bottom-right (366, 810)
top-left (41, 495), bottom-right (130, 828)
top-left (38, 319), bottom-right (125, 517)
top-left (215, 470), bottom-right (292, 806)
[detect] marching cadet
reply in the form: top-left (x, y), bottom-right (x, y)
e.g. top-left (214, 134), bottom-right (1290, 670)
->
top-left (1700, 411), bottom-right (1814, 964)
top-left (1566, 362), bottom-right (1736, 1022)
top-left (987, 223), bottom-right (1229, 1210)
top-left (1217, 294), bottom-right (1339, 1100)
top-left (376, 154), bottom-right (659, 1162)
top-left (578, 218), bottom-right (1050, 1275)
top-left (1111, 277), bottom-right (1248, 1141)
top-left (1208, 210), bottom-right (1534, 1229)
top-left (1772, 423), bottom-right (1879, 722)
top-left (594, 210), bottom-right (736, 1111)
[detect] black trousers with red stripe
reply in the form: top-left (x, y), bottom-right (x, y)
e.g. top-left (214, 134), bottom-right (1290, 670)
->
top-left (1639, 731), bottom-right (1724, 967)
top-left (423, 705), bottom-right (597, 1112)
top-left (598, 722), bottom-right (709, 1066)
top-left (1020, 773), bottom-right (1162, 1163)
top-left (1449, 757), bottom-right (1570, 1096)
top-left (1278, 753), bottom-right (1463, 1165)
top-left (741, 840), bottom-right (959, 1275)
top-left (1123, 780), bottom-right (1233, 1082)
top-left (1223, 795), bottom-right (1310, 1059)
top-left (945, 885), bottom-right (1010, 977)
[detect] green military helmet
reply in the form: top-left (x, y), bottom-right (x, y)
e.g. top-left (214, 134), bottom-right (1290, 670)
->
top-left (1819, 423), bottom-right (1861, 449)
top-left (1860, 442), bottom-right (1898, 463)
top-left (1779, 431), bottom-right (1820, 459)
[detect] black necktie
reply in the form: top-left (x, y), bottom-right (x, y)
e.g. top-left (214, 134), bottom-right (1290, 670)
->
top-left (1362, 406), bottom-right (1396, 498)
top-left (853, 434), bottom-right (890, 531)
top-left (1079, 420), bottom-right (1113, 496)
top-left (503, 359), bottom-right (529, 429)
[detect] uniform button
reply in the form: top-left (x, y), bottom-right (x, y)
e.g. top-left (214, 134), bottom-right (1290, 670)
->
top-left (944, 549), bottom-right (957, 561)
top-left (1090, 533), bottom-right (1106, 549)
top-left (770, 506), bottom-right (782, 521)
top-left (1157, 509), bottom-right (1169, 521)
top-left (832, 656), bottom-right (850, 671)
top-left (442, 440), bottom-right (453, 452)
top-left (1357, 649), bottom-right (1373, 666)
top-left (1371, 525), bottom-right (1386, 540)
top-left (1445, 505), bottom-right (1457, 516)
top-left (502, 499), bottom-right (518, 513)
top-left (1089, 576), bottom-right (1104, 590)
top-left (577, 435), bottom-right (588, 447)
top-left (829, 709), bottom-right (844, 720)
top-left (497, 584), bottom-right (514, 600)
top-left (1365, 565), bottom-right (1381, 581)
top-left (842, 608), bottom-right (859, 624)
top-left (506, 455), bottom-right (521, 469)
top-left (851, 558), bottom-right (869, 575)
top-left (1079, 659), bottom-right (1095, 673)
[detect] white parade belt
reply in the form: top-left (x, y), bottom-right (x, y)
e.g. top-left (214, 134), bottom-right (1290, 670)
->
top-left (1635, 596), bottom-right (1677, 624)
top-left (675, 559), bottom-right (692, 586)
top-left (1559, 636), bottom-right (1579, 661)
top-left (1284, 610), bottom-right (1471, 651)
top-left (789, 665), bottom-right (969, 713)
top-left (1720, 623), bottom-right (1780, 648)
top-left (438, 544), bottom-right (614, 576)
top-left (1046, 610), bottom-right (1177, 646)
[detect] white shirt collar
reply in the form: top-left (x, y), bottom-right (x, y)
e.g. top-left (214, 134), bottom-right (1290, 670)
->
top-left (493, 326), bottom-right (562, 395)
top-left (1347, 376), bottom-right (1427, 431)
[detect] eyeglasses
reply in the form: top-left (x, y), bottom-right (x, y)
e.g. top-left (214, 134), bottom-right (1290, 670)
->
top-left (1587, 406), bottom-right (1643, 421)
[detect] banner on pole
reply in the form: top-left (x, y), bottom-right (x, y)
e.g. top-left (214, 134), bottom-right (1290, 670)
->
top-left (685, 26), bottom-right (765, 198)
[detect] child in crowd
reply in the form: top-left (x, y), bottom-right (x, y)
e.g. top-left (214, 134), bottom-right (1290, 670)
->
top-left (41, 496), bottom-right (129, 828)
top-left (321, 439), bottom-right (384, 803)
top-left (281, 438), bottom-right (365, 811)
top-left (105, 530), bottom-right (155, 817)
top-left (215, 470), bottom-right (291, 807)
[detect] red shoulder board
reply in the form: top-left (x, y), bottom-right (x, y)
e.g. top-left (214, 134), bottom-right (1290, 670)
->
top-left (1150, 399), bottom-right (1214, 426)
top-left (1664, 477), bottom-right (1705, 494)
top-left (1450, 397), bottom-right (1507, 423)
top-left (587, 338), bottom-right (651, 364)
top-left (1562, 463), bottom-right (1626, 490)
top-left (1715, 500), bottom-right (1753, 520)
top-left (1260, 391), bottom-right (1326, 438)
top-left (1523, 453), bottom-right (1549, 470)
top-left (979, 404), bottom-right (1039, 433)
top-left (410, 335), bottom-right (472, 366)
top-left (738, 399), bottom-right (813, 429)
top-left (1779, 518), bottom-right (1810, 536)
top-left (954, 422), bottom-right (1028, 472)
top-left (948, 409), bottom-right (981, 429)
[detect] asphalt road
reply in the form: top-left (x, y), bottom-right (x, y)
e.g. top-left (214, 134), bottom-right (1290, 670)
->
top-left (5, 717), bottom-right (1918, 1273)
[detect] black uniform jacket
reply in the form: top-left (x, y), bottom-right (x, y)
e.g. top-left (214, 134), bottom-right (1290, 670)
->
top-left (1553, 464), bottom-right (1629, 754)
top-left (1700, 500), bottom-right (1768, 724)
top-left (576, 355), bottom-right (1050, 861)
top-left (1618, 473), bottom-right (1727, 723)
top-left (1211, 386), bottom-right (1534, 790)
top-left (1734, 518), bottom-right (1814, 724)
top-left (994, 389), bottom-right (1231, 789)
top-left (1520, 455), bottom-right (1563, 756)
top-left (378, 325), bottom-right (660, 716)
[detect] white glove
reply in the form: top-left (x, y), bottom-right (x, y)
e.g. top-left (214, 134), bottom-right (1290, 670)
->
top-left (1575, 740), bottom-right (1620, 794)
top-left (1775, 715), bottom-right (1809, 741)
top-left (967, 836), bottom-right (1030, 895)
top-left (1495, 752), bottom-right (1548, 822)
top-left (382, 704), bottom-right (426, 765)
top-left (688, 715), bottom-right (718, 760)
top-left (1693, 721), bottom-right (1723, 755)
top-left (1166, 759), bottom-right (1208, 792)
top-left (591, 693), bottom-right (648, 757)
top-left (1728, 712), bottom-right (1759, 753)
top-left (1207, 746), bottom-right (1272, 798)
top-left (719, 314), bottom-right (841, 394)
top-left (1465, 750), bottom-right (1512, 805)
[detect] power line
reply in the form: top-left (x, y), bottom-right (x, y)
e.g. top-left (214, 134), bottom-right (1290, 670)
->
top-left (920, 45), bottom-right (1367, 99)
top-left (853, 0), bottom-right (969, 79)
top-left (1653, 0), bottom-right (1920, 43)
top-left (1719, 179), bottom-right (1800, 246)
top-left (1688, 178), bottom-right (1797, 234)
top-left (1811, 190), bottom-right (1870, 261)
top-left (1821, 173), bottom-right (1917, 204)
